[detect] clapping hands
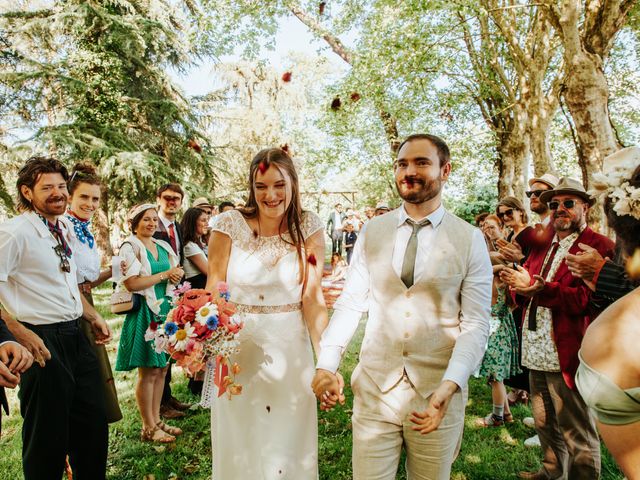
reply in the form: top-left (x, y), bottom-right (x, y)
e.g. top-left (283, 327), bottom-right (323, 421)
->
top-left (311, 369), bottom-right (346, 411)
top-left (499, 264), bottom-right (545, 297)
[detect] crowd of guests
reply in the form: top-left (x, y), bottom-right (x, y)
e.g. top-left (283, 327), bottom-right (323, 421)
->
top-left (0, 140), bottom-right (638, 480)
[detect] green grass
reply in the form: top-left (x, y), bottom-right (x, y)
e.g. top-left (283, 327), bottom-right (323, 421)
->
top-left (0, 286), bottom-right (623, 479)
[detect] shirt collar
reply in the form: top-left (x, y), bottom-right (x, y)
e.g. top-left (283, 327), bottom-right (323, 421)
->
top-left (553, 223), bottom-right (586, 247)
top-left (158, 212), bottom-right (176, 229)
top-left (24, 211), bottom-right (58, 238)
top-left (396, 203), bottom-right (446, 229)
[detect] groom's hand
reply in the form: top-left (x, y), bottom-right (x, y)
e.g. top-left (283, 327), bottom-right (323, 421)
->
top-left (312, 369), bottom-right (345, 411)
top-left (409, 380), bottom-right (459, 434)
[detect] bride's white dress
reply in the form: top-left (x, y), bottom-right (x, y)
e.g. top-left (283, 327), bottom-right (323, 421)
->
top-left (210, 209), bottom-right (323, 480)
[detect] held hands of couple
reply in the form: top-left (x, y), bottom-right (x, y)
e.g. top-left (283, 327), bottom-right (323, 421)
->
top-left (409, 380), bottom-right (458, 435)
top-left (311, 369), bottom-right (346, 411)
top-left (0, 341), bottom-right (33, 388)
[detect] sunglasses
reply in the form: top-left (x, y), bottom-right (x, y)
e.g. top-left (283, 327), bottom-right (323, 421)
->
top-left (497, 209), bottom-right (515, 218)
top-left (160, 195), bottom-right (182, 203)
top-left (548, 199), bottom-right (580, 210)
top-left (525, 189), bottom-right (546, 198)
top-left (53, 244), bottom-right (71, 273)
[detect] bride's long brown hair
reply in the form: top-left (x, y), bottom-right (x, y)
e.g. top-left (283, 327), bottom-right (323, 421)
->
top-left (240, 147), bottom-right (308, 283)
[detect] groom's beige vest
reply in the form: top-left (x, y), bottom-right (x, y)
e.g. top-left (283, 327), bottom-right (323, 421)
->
top-left (360, 210), bottom-right (476, 398)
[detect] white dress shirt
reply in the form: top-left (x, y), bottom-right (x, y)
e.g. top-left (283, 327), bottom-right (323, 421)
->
top-left (317, 203), bottom-right (492, 389)
top-left (0, 212), bottom-right (83, 325)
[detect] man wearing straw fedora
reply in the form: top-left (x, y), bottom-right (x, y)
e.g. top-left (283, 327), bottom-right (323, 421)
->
top-left (501, 177), bottom-right (615, 480)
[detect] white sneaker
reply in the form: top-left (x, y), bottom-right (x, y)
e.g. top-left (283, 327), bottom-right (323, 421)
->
top-left (523, 416), bottom-right (535, 428)
top-left (524, 434), bottom-right (541, 448)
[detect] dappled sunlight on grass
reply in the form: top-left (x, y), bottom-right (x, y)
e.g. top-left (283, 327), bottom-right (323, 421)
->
top-left (463, 454), bottom-right (481, 464)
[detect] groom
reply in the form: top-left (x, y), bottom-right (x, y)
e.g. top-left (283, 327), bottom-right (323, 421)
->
top-left (312, 134), bottom-right (492, 479)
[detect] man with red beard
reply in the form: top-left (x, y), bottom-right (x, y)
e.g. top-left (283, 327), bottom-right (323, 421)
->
top-left (500, 177), bottom-right (615, 480)
top-left (0, 157), bottom-right (112, 479)
top-left (312, 134), bottom-right (492, 479)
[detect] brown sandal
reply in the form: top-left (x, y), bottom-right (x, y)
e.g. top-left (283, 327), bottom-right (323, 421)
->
top-left (157, 421), bottom-right (182, 436)
top-left (141, 426), bottom-right (175, 443)
top-left (504, 412), bottom-right (514, 423)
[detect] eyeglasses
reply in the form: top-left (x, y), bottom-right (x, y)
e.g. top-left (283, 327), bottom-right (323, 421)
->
top-left (548, 199), bottom-right (580, 210)
top-left (496, 209), bottom-right (514, 219)
top-left (53, 244), bottom-right (71, 273)
top-left (525, 189), bottom-right (546, 198)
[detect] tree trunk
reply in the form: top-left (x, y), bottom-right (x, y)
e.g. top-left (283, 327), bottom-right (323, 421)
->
top-left (561, 52), bottom-right (620, 188)
top-left (497, 126), bottom-right (530, 200)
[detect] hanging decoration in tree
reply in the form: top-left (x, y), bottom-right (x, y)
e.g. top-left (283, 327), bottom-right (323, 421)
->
top-left (319, 2), bottom-right (326, 15)
top-left (350, 92), bottom-right (361, 102)
top-left (281, 71), bottom-right (292, 82)
top-left (330, 96), bottom-right (342, 111)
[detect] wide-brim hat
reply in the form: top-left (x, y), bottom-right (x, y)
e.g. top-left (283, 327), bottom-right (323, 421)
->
top-left (375, 203), bottom-right (390, 211)
top-left (529, 172), bottom-right (559, 189)
top-left (539, 177), bottom-right (595, 206)
top-left (192, 197), bottom-right (212, 208)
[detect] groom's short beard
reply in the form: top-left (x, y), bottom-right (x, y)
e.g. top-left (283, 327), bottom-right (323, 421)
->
top-left (397, 177), bottom-right (442, 204)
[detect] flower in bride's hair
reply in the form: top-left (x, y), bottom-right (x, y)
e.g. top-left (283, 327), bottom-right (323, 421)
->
top-left (258, 161), bottom-right (268, 174)
top-left (307, 253), bottom-right (317, 266)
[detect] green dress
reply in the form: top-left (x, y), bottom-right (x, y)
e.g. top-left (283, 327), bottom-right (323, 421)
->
top-left (115, 245), bottom-right (171, 371)
top-left (478, 288), bottom-right (522, 382)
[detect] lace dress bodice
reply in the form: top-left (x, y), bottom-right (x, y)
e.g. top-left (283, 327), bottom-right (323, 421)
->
top-left (211, 209), bottom-right (324, 308)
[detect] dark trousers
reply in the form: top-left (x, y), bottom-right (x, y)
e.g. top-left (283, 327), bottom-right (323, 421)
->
top-left (19, 320), bottom-right (108, 480)
top-left (161, 363), bottom-right (173, 404)
top-left (530, 370), bottom-right (600, 479)
top-left (346, 247), bottom-right (354, 264)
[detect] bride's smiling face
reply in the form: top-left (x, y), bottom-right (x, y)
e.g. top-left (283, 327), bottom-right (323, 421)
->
top-left (254, 164), bottom-right (293, 220)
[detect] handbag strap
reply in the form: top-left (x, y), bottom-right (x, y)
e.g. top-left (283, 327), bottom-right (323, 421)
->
top-left (120, 240), bottom-right (142, 264)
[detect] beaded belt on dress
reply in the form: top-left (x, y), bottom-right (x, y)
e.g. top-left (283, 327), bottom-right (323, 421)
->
top-left (234, 302), bottom-right (302, 314)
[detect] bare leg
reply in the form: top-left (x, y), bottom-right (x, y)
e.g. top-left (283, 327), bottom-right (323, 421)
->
top-left (136, 367), bottom-right (159, 430)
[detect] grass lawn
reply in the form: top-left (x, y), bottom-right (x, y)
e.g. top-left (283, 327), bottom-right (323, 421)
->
top-left (0, 286), bottom-right (623, 479)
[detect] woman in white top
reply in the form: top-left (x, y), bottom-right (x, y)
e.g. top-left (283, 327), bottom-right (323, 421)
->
top-left (180, 207), bottom-right (209, 289)
top-left (60, 162), bottom-right (122, 423)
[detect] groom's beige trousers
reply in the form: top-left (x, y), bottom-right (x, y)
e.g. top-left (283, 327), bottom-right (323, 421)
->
top-left (351, 365), bottom-right (467, 480)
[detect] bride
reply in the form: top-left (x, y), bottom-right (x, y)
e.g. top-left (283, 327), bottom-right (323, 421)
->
top-left (206, 147), bottom-right (339, 479)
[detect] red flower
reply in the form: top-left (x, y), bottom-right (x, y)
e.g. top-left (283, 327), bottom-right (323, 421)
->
top-left (350, 92), bottom-right (361, 102)
top-left (187, 138), bottom-right (202, 153)
top-left (281, 71), bottom-right (292, 82)
top-left (149, 321), bottom-right (158, 331)
top-left (307, 253), bottom-right (317, 266)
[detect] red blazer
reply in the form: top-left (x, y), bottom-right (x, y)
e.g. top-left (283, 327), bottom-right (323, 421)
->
top-left (519, 227), bottom-right (615, 389)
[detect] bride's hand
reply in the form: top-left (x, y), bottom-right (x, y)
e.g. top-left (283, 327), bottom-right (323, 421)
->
top-left (312, 369), bottom-right (344, 411)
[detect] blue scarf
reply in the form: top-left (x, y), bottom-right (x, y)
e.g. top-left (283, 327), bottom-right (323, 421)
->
top-left (65, 212), bottom-right (95, 249)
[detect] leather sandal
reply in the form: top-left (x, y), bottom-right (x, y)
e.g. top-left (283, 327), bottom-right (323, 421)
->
top-left (157, 421), bottom-right (183, 436)
top-left (504, 412), bottom-right (514, 423)
top-left (141, 426), bottom-right (175, 443)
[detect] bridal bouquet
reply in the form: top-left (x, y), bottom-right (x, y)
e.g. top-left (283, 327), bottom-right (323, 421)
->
top-left (145, 281), bottom-right (244, 397)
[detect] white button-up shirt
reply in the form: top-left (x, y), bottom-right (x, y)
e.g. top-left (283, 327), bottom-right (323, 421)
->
top-left (317, 204), bottom-right (492, 389)
top-left (0, 212), bottom-right (83, 325)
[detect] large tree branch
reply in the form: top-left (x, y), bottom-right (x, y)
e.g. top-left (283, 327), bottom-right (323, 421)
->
top-left (584, 0), bottom-right (635, 58)
top-left (288, 5), bottom-right (352, 64)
